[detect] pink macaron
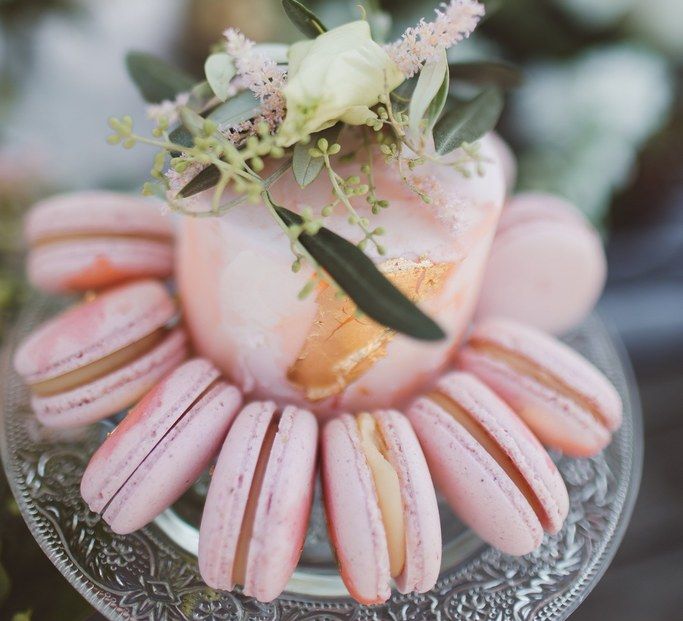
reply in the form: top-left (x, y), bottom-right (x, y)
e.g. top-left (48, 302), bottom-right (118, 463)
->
top-left (476, 192), bottom-right (606, 334)
top-left (199, 401), bottom-right (318, 603)
top-left (459, 318), bottom-right (623, 457)
top-left (322, 410), bottom-right (441, 605)
top-left (81, 358), bottom-right (242, 534)
top-left (408, 372), bottom-right (569, 556)
top-left (13, 279), bottom-right (188, 427)
top-left (25, 191), bottom-right (175, 294)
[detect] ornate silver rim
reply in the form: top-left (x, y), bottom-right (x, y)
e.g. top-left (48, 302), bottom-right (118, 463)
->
top-left (1, 297), bottom-right (643, 621)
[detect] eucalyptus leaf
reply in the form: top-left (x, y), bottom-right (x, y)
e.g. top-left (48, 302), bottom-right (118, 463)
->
top-left (179, 107), bottom-right (205, 136)
top-left (292, 124), bottom-right (342, 188)
top-left (282, 0), bottom-right (327, 38)
top-left (449, 61), bottom-right (523, 89)
top-left (434, 88), bottom-right (504, 155)
top-left (409, 48), bottom-right (448, 137)
top-left (170, 90), bottom-right (261, 149)
top-left (253, 43), bottom-right (290, 64)
top-left (205, 53), bottom-right (236, 102)
top-left (125, 52), bottom-right (195, 104)
top-left (270, 198), bottom-right (445, 341)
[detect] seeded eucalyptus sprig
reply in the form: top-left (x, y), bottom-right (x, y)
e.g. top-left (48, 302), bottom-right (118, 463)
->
top-left (112, 0), bottom-right (517, 341)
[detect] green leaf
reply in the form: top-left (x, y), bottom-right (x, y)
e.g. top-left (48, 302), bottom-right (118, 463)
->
top-left (292, 124), bottom-right (342, 188)
top-left (178, 165), bottom-right (220, 197)
top-left (282, 0), bottom-right (327, 38)
top-left (179, 157), bottom-right (293, 200)
top-left (125, 52), bottom-right (195, 104)
top-left (271, 199), bottom-right (445, 341)
top-left (169, 90), bottom-right (261, 149)
top-left (408, 48), bottom-right (448, 137)
top-left (205, 53), bottom-right (236, 102)
top-left (179, 107), bottom-right (205, 136)
top-left (0, 560), bottom-right (9, 606)
top-left (449, 61), bottom-right (523, 89)
top-left (434, 88), bottom-right (504, 155)
top-left (426, 70), bottom-right (450, 132)
top-left (390, 75), bottom-right (418, 113)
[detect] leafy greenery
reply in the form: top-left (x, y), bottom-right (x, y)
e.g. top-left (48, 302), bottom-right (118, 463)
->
top-left (282, 0), bottom-right (327, 38)
top-left (125, 52), bottom-right (195, 104)
top-left (204, 53), bottom-right (236, 102)
top-left (292, 124), bottom-right (342, 187)
top-left (433, 88), bottom-right (505, 155)
top-left (271, 198), bottom-right (445, 340)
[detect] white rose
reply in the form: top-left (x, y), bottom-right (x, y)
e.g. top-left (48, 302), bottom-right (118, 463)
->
top-left (277, 21), bottom-right (405, 146)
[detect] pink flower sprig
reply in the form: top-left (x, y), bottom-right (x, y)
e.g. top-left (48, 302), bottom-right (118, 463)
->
top-left (223, 27), bottom-right (287, 132)
top-left (386, 0), bottom-right (485, 78)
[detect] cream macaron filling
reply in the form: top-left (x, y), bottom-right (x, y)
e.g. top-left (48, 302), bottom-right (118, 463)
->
top-left (468, 339), bottom-right (610, 430)
top-left (233, 417), bottom-right (279, 585)
top-left (356, 412), bottom-right (406, 578)
top-left (30, 230), bottom-right (173, 249)
top-left (427, 391), bottom-right (548, 525)
top-left (30, 327), bottom-right (170, 397)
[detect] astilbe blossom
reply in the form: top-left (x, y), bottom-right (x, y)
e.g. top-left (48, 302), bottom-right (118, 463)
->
top-left (223, 27), bottom-right (287, 132)
top-left (386, 0), bottom-right (485, 78)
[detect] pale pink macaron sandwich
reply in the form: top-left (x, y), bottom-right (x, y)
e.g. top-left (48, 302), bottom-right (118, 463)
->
top-left (322, 410), bottom-right (441, 605)
top-left (25, 191), bottom-right (175, 294)
top-left (459, 318), bottom-right (623, 457)
top-left (408, 372), bottom-right (569, 556)
top-left (81, 358), bottom-right (242, 534)
top-left (199, 401), bottom-right (318, 603)
top-left (13, 279), bottom-right (187, 427)
top-left (477, 192), bottom-right (606, 334)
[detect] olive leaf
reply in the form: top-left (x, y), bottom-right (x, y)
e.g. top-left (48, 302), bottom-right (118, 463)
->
top-left (204, 53), bottom-right (236, 102)
top-left (408, 48), bottom-right (448, 137)
top-left (170, 90), bottom-right (261, 150)
top-left (433, 88), bottom-right (504, 155)
top-left (179, 158), bottom-right (293, 201)
top-left (269, 196), bottom-right (446, 341)
top-left (178, 165), bottom-right (220, 198)
top-left (292, 124), bottom-right (342, 188)
top-left (282, 0), bottom-right (327, 38)
top-left (125, 52), bottom-right (195, 104)
top-left (449, 60), bottom-right (523, 89)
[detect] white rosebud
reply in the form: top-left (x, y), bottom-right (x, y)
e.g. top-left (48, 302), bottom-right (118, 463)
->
top-left (277, 21), bottom-right (405, 147)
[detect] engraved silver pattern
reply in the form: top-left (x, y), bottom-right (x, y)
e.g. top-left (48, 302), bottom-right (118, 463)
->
top-left (0, 299), bottom-right (642, 621)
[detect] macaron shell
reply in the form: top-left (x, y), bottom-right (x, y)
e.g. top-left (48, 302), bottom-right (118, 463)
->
top-left (198, 401), bottom-right (277, 591)
top-left (434, 373), bottom-right (568, 534)
top-left (408, 396), bottom-right (543, 556)
top-left (243, 406), bottom-right (318, 602)
top-left (460, 347), bottom-right (611, 457)
top-left (25, 191), bottom-right (173, 244)
top-left (81, 357), bottom-right (218, 511)
top-left (28, 238), bottom-right (174, 294)
top-left (373, 410), bottom-right (441, 594)
top-left (102, 381), bottom-right (242, 534)
top-left (14, 279), bottom-right (176, 384)
top-left (322, 414), bottom-right (391, 604)
top-left (33, 327), bottom-right (188, 428)
top-left (477, 193), bottom-right (606, 334)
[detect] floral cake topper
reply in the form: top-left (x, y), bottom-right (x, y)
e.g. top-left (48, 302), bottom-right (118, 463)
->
top-left (110, 0), bottom-right (518, 340)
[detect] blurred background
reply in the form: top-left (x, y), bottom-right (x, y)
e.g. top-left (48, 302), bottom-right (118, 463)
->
top-left (1, 0), bottom-right (681, 619)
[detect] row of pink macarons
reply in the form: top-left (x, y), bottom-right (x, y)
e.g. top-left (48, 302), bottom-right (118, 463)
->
top-left (13, 274), bottom-right (622, 604)
top-left (24, 187), bottom-right (606, 337)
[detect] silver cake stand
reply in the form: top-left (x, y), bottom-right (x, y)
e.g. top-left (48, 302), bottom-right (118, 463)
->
top-left (1, 297), bottom-right (643, 621)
